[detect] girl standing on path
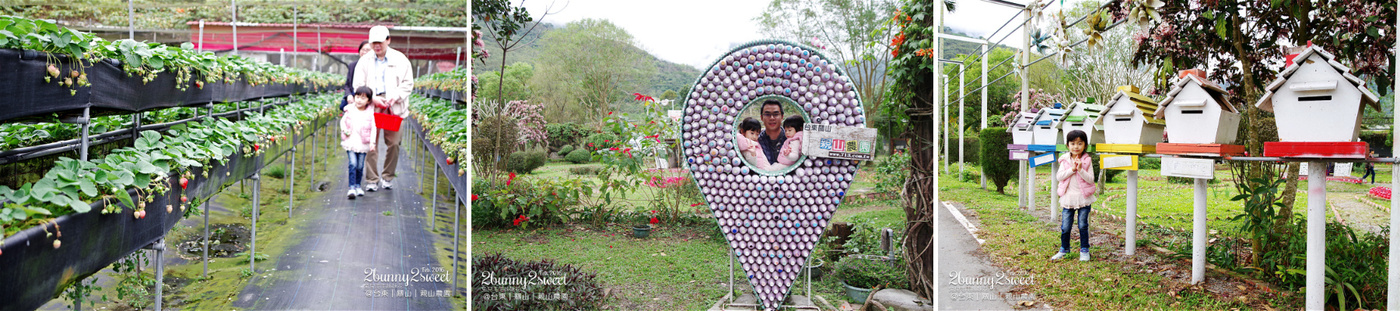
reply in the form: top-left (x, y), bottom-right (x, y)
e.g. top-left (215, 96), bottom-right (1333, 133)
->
top-left (1052, 130), bottom-right (1096, 261)
top-left (341, 87), bottom-right (378, 199)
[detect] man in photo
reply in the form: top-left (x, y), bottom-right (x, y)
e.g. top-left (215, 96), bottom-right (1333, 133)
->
top-left (353, 25), bottom-right (414, 191)
top-left (757, 99), bottom-right (787, 165)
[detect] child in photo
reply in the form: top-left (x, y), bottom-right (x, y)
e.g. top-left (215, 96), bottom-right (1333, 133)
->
top-left (776, 115), bottom-right (804, 166)
top-left (1052, 129), bottom-right (1096, 261)
top-left (736, 117), bottom-right (775, 171)
top-left (341, 86), bottom-right (378, 199)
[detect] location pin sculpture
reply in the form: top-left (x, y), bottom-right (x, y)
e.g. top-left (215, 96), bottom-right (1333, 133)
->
top-left (682, 40), bottom-right (865, 311)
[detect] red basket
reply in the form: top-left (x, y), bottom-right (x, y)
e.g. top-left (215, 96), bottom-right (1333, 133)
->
top-left (374, 112), bottom-right (403, 131)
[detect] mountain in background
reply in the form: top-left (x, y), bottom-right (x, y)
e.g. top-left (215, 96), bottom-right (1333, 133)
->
top-left (472, 21), bottom-right (700, 98)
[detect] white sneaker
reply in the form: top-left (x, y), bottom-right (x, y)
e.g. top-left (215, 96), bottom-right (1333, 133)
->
top-left (365, 183), bottom-right (378, 192)
top-left (347, 189), bottom-right (356, 199)
top-left (379, 179), bottom-right (392, 190)
top-left (356, 187), bottom-right (365, 196)
top-left (1079, 251), bottom-right (1090, 261)
top-left (1050, 252), bottom-right (1067, 260)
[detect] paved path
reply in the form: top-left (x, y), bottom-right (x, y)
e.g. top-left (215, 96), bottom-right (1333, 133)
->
top-left (938, 201), bottom-right (1023, 310)
top-left (229, 133), bottom-right (462, 310)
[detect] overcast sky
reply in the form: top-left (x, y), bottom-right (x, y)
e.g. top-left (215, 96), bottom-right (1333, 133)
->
top-left (511, 0), bottom-right (1085, 69)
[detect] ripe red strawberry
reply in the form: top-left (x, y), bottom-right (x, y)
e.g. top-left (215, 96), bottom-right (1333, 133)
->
top-left (195, 81), bottom-right (204, 89)
top-left (181, 195), bottom-right (188, 203)
top-left (180, 177), bottom-right (189, 189)
top-left (253, 144), bottom-right (260, 152)
top-left (446, 157), bottom-right (454, 165)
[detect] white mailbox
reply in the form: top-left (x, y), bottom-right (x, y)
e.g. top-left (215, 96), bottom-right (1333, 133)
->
top-left (1031, 108), bottom-right (1066, 146)
top-left (1099, 85), bottom-right (1165, 145)
top-left (1256, 46), bottom-right (1380, 142)
top-left (1153, 70), bottom-right (1240, 144)
top-left (1057, 101), bottom-right (1107, 146)
top-left (1007, 111), bottom-right (1038, 145)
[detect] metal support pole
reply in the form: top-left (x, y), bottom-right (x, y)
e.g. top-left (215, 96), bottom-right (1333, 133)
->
top-left (943, 79), bottom-right (950, 175)
top-left (432, 161), bottom-right (438, 229)
top-left (1125, 169), bottom-right (1138, 256)
top-left (959, 66), bottom-right (965, 181)
top-left (289, 142), bottom-right (296, 216)
top-left (251, 173), bottom-right (259, 273)
top-left (1018, 7), bottom-right (1031, 209)
top-left (202, 198), bottom-right (210, 278)
top-left (80, 108), bottom-right (90, 161)
top-left (729, 249), bottom-right (736, 298)
top-left (231, 0), bottom-right (238, 55)
top-left (1306, 161), bottom-right (1326, 309)
top-left (197, 20), bottom-right (204, 52)
top-left (127, 0), bottom-right (134, 40)
top-left (1028, 157), bottom-right (1036, 212)
top-left (980, 43), bottom-right (988, 190)
top-left (1191, 177), bottom-right (1207, 284)
top-left (149, 238), bottom-right (165, 311)
top-left (452, 195), bottom-right (461, 295)
top-left (292, 6), bottom-right (298, 68)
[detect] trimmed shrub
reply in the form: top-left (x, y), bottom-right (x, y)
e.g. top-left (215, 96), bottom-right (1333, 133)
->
top-left (953, 136), bottom-right (980, 165)
top-left (558, 144), bottom-right (575, 156)
top-left (979, 127), bottom-right (1016, 193)
top-left (568, 166), bottom-right (599, 175)
top-left (583, 132), bottom-right (619, 151)
top-left (474, 116), bottom-right (519, 170)
top-left (545, 122), bottom-right (588, 152)
top-left (565, 149), bottom-right (592, 164)
top-left (505, 150), bottom-right (547, 174)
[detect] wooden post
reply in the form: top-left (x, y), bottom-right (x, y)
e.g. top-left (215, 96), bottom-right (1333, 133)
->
top-left (1125, 169), bottom-right (1138, 256)
top-left (1192, 177), bottom-right (1206, 284)
top-left (1306, 161), bottom-right (1326, 310)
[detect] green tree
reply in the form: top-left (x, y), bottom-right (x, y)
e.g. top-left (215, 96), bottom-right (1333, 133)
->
top-left (475, 62), bottom-right (534, 104)
top-left (659, 89), bottom-right (677, 101)
top-left (475, 0), bottom-right (556, 115)
top-left (530, 19), bottom-right (656, 126)
top-left (757, 0), bottom-right (898, 120)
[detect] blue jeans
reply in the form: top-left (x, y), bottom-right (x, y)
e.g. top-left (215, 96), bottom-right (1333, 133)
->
top-left (347, 151), bottom-right (367, 188)
top-left (1060, 206), bottom-right (1091, 252)
top-left (1363, 164), bottom-right (1376, 183)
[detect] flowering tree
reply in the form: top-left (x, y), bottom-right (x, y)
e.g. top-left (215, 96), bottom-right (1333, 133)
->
top-left (997, 88), bottom-right (1063, 127)
top-left (504, 100), bottom-right (547, 148)
top-left (587, 93), bottom-right (690, 221)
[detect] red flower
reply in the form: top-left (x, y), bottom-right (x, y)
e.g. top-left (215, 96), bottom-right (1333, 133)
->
top-left (604, 140), bottom-right (610, 143)
top-left (610, 147), bottom-right (620, 151)
top-left (649, 210), bottom-right (657, 214)
top-left (472, 194), bottom-right (478, 201)
top-left (622, 148), bottom-right (632, 154)
top-left (588, 143), bottom-right (595, 147)
top-left (633, 92), bottom-right (655, 102)
top-left (513, 215), bottom-right (529, 226)
top-left (608, 111), bottom-right (614, 116)
top-left (507, 172), bottom-right (516, 186)
top-left (649, 217), bottom-right (659, 224)
top-left (691, 203), bottom-right (704, 207)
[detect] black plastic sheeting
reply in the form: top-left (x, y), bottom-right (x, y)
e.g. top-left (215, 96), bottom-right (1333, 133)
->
top-left (0, 48), bottom-right (332, 123)
top-left (0, 114), bottom-right (329, 311)
top-left (404, 118), bottom-right (470, 205)
top-left (417, 88), bottom-right (467, 104)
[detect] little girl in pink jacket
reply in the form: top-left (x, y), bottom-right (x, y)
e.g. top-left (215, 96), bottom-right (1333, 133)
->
top-left (775, 115), bottom-right (805, 166)
top-left (341, 87), bottom-right (378, 199)
top-left (1052, 130), bottom-right (1096, 262)
top-left (736, 117), bottom-right (776, 171)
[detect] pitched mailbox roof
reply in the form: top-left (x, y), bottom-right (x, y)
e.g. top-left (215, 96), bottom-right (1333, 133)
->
top-left (1153, 71), bottom-right (1236, 119)
top-left (1057, 101), bottom-right (1107, 130)
top-left (1255, 45), bottom-right (1381, 112)
top-left (1006, 111), bottom-right (1037, 133)
top-left (1099, 85), bottom-right (1164, 125)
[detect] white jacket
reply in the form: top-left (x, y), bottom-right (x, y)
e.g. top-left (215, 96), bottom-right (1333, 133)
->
top-left (352, 47), bottom-right (414, 118)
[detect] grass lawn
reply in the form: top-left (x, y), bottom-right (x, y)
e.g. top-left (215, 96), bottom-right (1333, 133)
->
top-left (939, 170), bottom-right (1298, 310)
top-left (472, 194), bottom-right (913, 309)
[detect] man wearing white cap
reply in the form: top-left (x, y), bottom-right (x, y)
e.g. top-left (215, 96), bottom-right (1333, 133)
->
top-left (354, 25), bottom-right (413, 191)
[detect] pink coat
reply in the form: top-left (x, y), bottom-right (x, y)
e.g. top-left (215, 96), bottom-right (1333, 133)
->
top-left (737, 136), bottom-right (775, 171)
top-left (776, 132), bottom-right (803, 166)
top-left (1055, 152), bottom-right (1096, 202)
top-left (340, 107), bottom-right (377, 153)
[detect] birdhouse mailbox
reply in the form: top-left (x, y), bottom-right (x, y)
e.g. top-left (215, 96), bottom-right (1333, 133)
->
top-left (1056, 100), bottom-right (1107, 151)
top-left (1099, 85), bottom-right (1165, 145)
top-left (1153, 70), bottom-right (1240, 145)
top-left (1031, 108), bottom-right (1065, 146)
top-left (1256, 46), bottom-right (1380, 143)
top-left (1007, 111), bottom-right (1038, 146)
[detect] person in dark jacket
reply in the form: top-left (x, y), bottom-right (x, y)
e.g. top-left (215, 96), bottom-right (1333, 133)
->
top-left (340, 41), bottom-right (372, 111)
